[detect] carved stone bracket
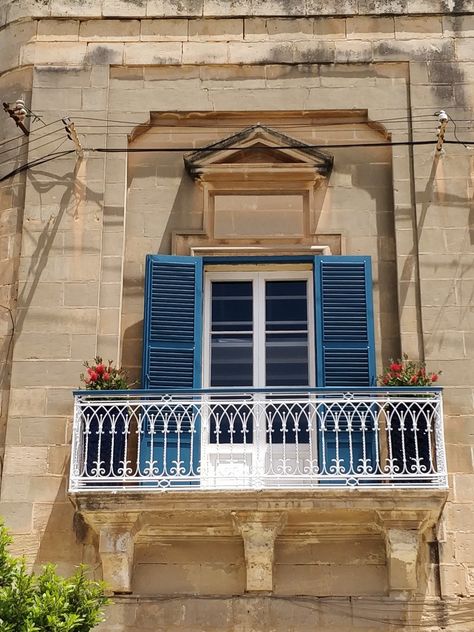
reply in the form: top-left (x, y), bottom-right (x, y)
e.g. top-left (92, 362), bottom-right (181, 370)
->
top-left (79, 512), bottom-right (141, 594)
top-left (232, 511), bottom-right (287, 593)
top-left (99, 525), bottom-right (137, 594)
top-left (377, 512), bottom-right (428, 596)
top-left (385, 527), bottom-right (421, 595)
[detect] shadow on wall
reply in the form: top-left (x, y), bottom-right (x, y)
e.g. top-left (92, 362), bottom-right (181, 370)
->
top-left (6, 156), bottom-right (103, 573)
top-left (412, 153), bottom-right (474, 342)
top-left (33, 462), bottom-right (100, 578)
top-left (121, 152), bottom-right (202, 384)
top-left (326, 144), bottom-right (401, 364)
top-left (13, 158), bottom-right (104, 342)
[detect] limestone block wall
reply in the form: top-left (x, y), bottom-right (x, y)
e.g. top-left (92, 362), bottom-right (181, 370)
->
top-left (0, 1), bottom-right (473, 630)
top-left (131, 536), bottom-right (387, 596)
top-left (0, 66), bottom-right (32, 506)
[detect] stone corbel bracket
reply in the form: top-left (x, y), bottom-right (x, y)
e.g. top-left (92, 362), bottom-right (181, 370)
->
top-left (232, 510), bottom-right (287, 593)
top-left (376, 510), bottom-right (433, 597)
top-left (80, 511), bottom-right (141, 595)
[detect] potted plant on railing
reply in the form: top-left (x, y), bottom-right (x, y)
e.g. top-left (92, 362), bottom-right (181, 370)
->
top-left (80, 357), bottom-right (131, 482)
top-left (378, 354), bottom-right (441, 479)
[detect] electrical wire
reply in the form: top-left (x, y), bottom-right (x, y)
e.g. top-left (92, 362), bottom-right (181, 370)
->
top-left (85, 138), bottom-right (473, 153)
top-left (276, 596), bottom-right (473, 629)
top-left (446, 112), bottom-right (471, 148)
top-left (71, 120), bottom-right (474, 129)
top-left (0, 130), bottom-right (30, 148)
top-left (71, 113), bottom-right (441, 124)
top-left (0, 138), bottom-right (470, 182)
top-left (0, 117), bottom-right (64, 149)
top-left (1, 124), bottom-right (471, 181)
top-left (0, 124), bottom-right (66, 158)
top-left (0, 133), bottom-right (68, 167)
top-left (0, 149), bottom-right (75, 183)
top-left (73, 126), bottom-right (474, 140)
top-left (70, 113), bottom-right (473, 129)
top-left (72, 120), bottom-right (473, 130)
top-left (109, 592), bottom-right (474, 629)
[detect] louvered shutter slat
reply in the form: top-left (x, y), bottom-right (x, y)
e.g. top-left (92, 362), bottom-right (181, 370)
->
top-left (142, 255), bottom-right (203, 389)
top-left (315, 256), bottom-right (375, 387)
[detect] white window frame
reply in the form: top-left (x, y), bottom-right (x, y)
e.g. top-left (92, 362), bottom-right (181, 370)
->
top-left (202, 269), bottom-right (315, 390)
top-left (200, 268), bottom-right (317, 488)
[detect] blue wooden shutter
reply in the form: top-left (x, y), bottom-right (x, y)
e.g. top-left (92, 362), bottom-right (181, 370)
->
top-left (142, 255), bottom-right (203, 389)
top-left (315, 256), bottom-right (375, 387)
top-left (140, 255), bottom-right (202, 487)
top-left (314, 256), bottom-right (376, 482)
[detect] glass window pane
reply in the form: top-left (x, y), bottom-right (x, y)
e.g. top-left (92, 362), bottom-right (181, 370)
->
top-left (266, 281), bottom-right (307, 331)
top-left (266, 333), bottom-right (309, 387)
top-left (212, 281), bottom-right (252, 332)
top-left (211, 334), bottom-right (253, 387)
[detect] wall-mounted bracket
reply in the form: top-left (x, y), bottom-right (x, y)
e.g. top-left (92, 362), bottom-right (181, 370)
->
top-left (232, 511), bottom-right (287, 593)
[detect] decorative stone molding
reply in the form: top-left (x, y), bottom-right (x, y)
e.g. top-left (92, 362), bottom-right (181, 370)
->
top-left (232, 511), bottom-right (287, 593)
top-left (183, 124), bottom-right (333, 181)
top-left (173, 121), bottom-right (339, 254)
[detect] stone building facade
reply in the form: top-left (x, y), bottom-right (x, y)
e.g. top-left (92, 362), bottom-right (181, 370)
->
top-left (0, 1), bottom-right (473, 630)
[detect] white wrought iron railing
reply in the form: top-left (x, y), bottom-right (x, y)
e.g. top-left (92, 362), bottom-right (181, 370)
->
top-left (69, 388), bottom-right (447, 491)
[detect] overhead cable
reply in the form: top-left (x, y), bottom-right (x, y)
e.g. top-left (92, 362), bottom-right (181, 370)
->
top-left (87, 138), bottom-right (472, 153)
top-left (0, 150), bottom-right (75, 183)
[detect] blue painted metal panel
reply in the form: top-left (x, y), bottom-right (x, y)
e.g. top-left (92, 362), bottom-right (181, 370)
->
top-left (74, 386), bottom-right (442, 396)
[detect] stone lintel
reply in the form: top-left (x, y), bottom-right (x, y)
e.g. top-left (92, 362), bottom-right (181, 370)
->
top-left (232, 511), bottom-right (287, 593)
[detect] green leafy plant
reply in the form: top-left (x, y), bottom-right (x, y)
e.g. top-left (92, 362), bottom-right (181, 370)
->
top-left (378, 353), bottom-right (441, 387)
top-left (0, 522), bottom-right (108, 631)
top-left (80, 356), bottom-right (131, 390)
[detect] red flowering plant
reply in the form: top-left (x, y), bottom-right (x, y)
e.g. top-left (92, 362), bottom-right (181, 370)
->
top-left (80, 356), bottom-right (131, 390)
top-left (378, 353), bottom-right (441, 387)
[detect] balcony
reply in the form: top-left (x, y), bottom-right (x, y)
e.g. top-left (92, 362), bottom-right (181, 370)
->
top-left (69, 388), bottom-right (447, 491)
top-left (68, 388), bottom-right (447, 594)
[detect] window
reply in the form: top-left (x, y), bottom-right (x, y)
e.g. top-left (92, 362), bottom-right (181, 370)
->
top-left (204, 270), bottom-right (314, 389)
top-left (140, 255), bottom-right (376, 483)
top-left (141, 254), bottom-right (375, 391)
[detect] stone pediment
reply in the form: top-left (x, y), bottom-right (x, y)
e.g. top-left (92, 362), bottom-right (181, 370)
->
top-left (184, 124), bottom-right (333, 182)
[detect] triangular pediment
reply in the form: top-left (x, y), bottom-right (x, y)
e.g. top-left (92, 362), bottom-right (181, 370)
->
top-left (184, 125), bottom-right (333, 180)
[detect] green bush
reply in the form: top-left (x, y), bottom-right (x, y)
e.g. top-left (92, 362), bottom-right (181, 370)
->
top-left (0, 522), bottom-right (108, 631)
